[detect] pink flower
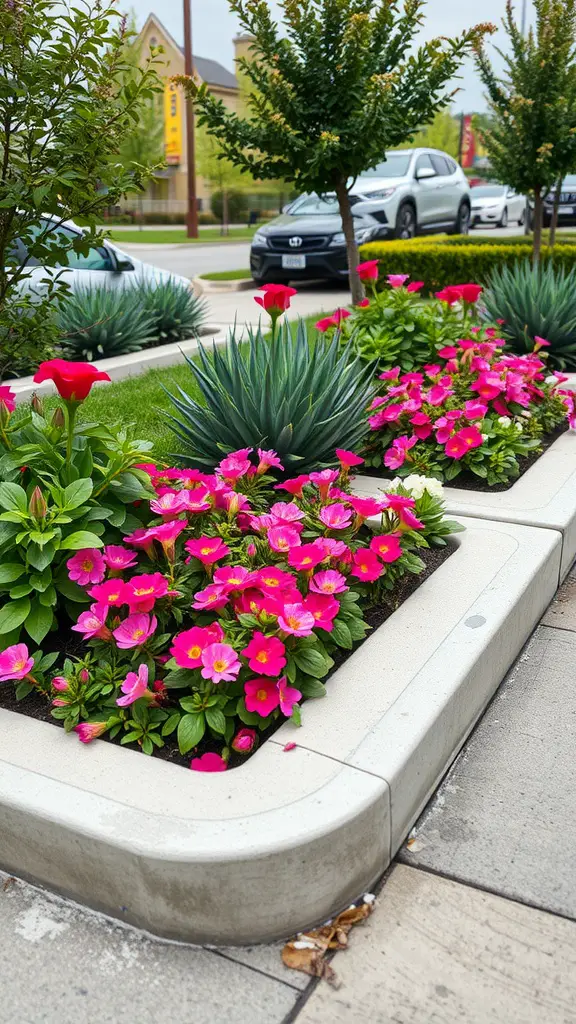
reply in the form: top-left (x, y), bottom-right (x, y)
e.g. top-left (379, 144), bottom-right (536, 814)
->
top-left (348, 496), bottom-right (388, 519)
top-left (427, 383), bottom-right (454, 406)
top-left (335, 448), bottom-right (364, 470)
top-left (185, 536), bottom-right (231, 565)
top-left (218, 453), bottom-right (252, 480)
top-left (424, 363), bottom-right (442, 377)
top-left (254, 283), bottom-right (297, 316)
top-left (51, 676), bottom-right (69, 692)
top-left (242, 631), bottom-right (286, 675)
top-left (457, 283), bottom-right (483, 304)
top-left (464, 400), bottom-right (488, 421)
top-left (67, 548), bottom-right (106, 587)
top-left (357, 259), bottom-right (379, 282)
top-left (435, 287), bottom-right (462, 306)
top-left (357, 298), bottom-right (370, 307)
top-left (256, 566), bottom-right (297, 592)
top-left (406, 281), bottom-right (424, 293)
top-left (277, 676), bottom-right (302, 717)
top-left (0, 385), bottom-right (16, 413)
top-left (184, 488), bottom-right (212, 514)
top-left (315, 315), bottom-right (338, 333)
top-left (244, 678), bottom-right (280, 717)
top-left (384, 435), bottom-right (417, 470)
top-left (309, 569), bottom-right (348, 595)
top-left (332, 307), bottom-right (351, 325)
top-left (385, 495), bottom-right (424, 531)
top-left (123, 573), bottom-right (169, 612)
top-left (316, 537), bottom-right (350, 561)
top-left (534, 335), bottom-right (551, 352)
top-left (319, 503), bottom-right (353, 530)
top-left (116, 664), bottom-right (150, 707)
top-left (269, 501), bottom-right (306, 524)
top-left (257, 448), bottom-right (284, 474)
top-left (288, 541), bottom-right (326, 572)
top-left (410, 411), bottom-right (433, 440)
top-left (190, 752), bottom-right (228, 772)
top-left (74, 722), bottom-right (107, 744)
top-left (284, 741), bottom-right (297, 751)
top-left (380, 367), bottom-right (401, 381)
top-left (309, 468), bottom-right (339, 500)
top-left (388, 274), bottom-right (410, 288)
top-left (370, 534), bottom-right (403, 563)
top-left (267, 524), bottom-right (302, 552)
top-left (445, 425), bottom-right (484, 459)
top-left (231, 728), bottom-right (257, 753)
top-left (146, 520), bottom-right (188, 561)
top-left (0, 643), bottom-right (34, 682)
top-left (274, 474), bottom-right (310, 498)
top-left (470, 372), bottom-right (504, 401)
top-left (124, 526), bottom-right (157, 557)
top-left (150, 491), bottom-right (190, 518)
top-left (213, 565), bottom-right (257, 591)
top-left (87, 578), bottom-right (127, 606)
top-left (277, 603), bottom-right (317, 636)
top-left (303, 593), bottom-right (340, 631)
top-left (437, 346), bottom-right (459, 360)
top-left (201, 642), bottom-right (241, 683)
top-left (72, 603), bottom-right (111, 640)
top-left (351, 548), bottom-right (384, 582)
top-left (192, 583), bottom-right (229, 611)
top-left (103, 545), bottom-right (138, 572)
top-left (113, 613), bottom-right (157, 649)
top-left (171, 626), bottom-right (214, 669)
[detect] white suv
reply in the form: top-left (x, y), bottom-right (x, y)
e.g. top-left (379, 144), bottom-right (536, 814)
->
top-left (250, 149), bottom-right (471, 284)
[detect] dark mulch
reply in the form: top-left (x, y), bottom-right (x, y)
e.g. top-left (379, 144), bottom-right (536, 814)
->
top-left (0, 544), bottom-right (454, 770)
top-left (361, 423), bottom-right (569, 494)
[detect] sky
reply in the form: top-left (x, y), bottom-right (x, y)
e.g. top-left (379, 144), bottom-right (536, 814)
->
top-left (125, 0), bottom-right (532, 112)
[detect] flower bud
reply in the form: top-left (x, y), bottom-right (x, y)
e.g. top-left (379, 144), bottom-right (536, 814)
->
top-left (31, 393), bottom-right (44, 416)
top-left (247, 543), bottom-right (256, 557)
top-left (231, 727), bottom-right (257, 754)
top-left (51, 406), bottom-right (65, 429)
top-left (78, 668), bottom-right (90, 684)
top-left (28, 486), bottom-right (47, 519)
top-left (52, 676), bottom-right (69, 692)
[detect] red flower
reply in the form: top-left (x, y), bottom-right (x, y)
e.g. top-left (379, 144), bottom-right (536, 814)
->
top-left (33, 359), bottom-right (111, 401)
top-left (406, 281), bottom-right (425, 294)
top-left (315, 315), bottom-right (338, 332)
top-left (356, 259), bottom-right (379, 282)
top-left (435, 286), bottom-right (462, 306)
top-left (254, 284), bottom-right (297, 316)
top-left (0, 386), bottom-right (16, 413)
top-left (457, 283), bottom-right (483, 304)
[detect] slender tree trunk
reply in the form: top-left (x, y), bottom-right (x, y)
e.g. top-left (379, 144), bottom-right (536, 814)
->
top-left (532, 189), bottom-right (543, 267)
top-left (222, 189), bottom-right (229, 237)
top-left (549, 177), bottom-right (562, 250)
top-left (335, 178), bottom-right (364, 305)
top-left (524, 196), bottom-right (531, 236)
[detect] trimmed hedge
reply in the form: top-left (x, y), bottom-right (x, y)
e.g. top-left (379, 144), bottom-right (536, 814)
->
top-left (359, 240), bottom-right (576, 290)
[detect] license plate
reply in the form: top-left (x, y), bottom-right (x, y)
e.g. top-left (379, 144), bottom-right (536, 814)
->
top-left (282, 254), bottom-right (306, 269)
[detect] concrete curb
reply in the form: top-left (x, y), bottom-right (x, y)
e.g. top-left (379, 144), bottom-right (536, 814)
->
top-left (0, 518), bottom-right (559, 944)
top-left (8, 326), bottom-right (230, 404)
top-left (353, 431), bottom-right (576, 582)
top-left (193, 275), bottom-right (254, 295)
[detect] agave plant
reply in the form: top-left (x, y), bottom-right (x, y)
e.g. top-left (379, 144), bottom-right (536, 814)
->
top-left (140, 279), bottom-right (208, 343)
top-left (58, 285), bottom-right (157, 361)
top-left (483, 261), bottom-right (576, 369)
top-left (164, 320), bottom-right (375, 473)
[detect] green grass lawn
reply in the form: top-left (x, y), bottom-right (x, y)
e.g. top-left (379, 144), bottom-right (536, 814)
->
top-left (200, 268), bottom-right (253, 281)
top-left (107, 227), bottom-right (257, 245)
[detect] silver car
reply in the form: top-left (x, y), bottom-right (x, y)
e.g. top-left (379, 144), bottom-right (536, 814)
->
top-left (470, 185), bottom-right (526, 228)
top-left (250, 148), bottom-right (471, 284)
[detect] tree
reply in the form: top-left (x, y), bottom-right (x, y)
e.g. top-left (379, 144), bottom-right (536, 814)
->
top-left (0, 0), bottom-right (162, 377)
top-left (475, 0), bottom-right (576, 264)
top-left (196, 125), bottom-right (253, 232)
top-left (398, 109), bottom-right (461, 159)
top-left (117, 12), bottom-right (165, 173)
top-left (179, 0), bottom-right (492, 304)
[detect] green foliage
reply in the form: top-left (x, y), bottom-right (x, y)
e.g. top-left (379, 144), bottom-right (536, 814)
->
top-left (0, 295), bottom-right (60, 380)
top-left (58, 286), bottom-right (157, 360)
top-left (0, 401), bottom-right (153, 644)
top-left (483, 262), bottom-right (576, 369)
top-left (359, 240), bottom-right (576, 291)
top-left (397, 109), bottom-right (461, 158)
top-left (140, 281), bottom-right (208, 344)
top-left (164, 320), bottom-right (375, 473)
top-left (211, 190), bottom-right (249, 223)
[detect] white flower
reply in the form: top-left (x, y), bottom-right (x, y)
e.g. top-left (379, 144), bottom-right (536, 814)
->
top-left (400, 474), bottom-right (444, 500)
top-left (497, 416), bottom-right (512, 428)
top-left (545, 375), bottom-right (558, 385)
top-left (516, 423), bottom-right (523, 433)
top-left (481, 433), bottom-right (489, 441)
top-left (385, 477), bottom-right (401, 492)
top-left (521, 410), bottom-right (532, 419)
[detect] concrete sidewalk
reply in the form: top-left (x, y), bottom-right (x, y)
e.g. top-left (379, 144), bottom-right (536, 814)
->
top-left (3, 572), bottom-right (576, 1024)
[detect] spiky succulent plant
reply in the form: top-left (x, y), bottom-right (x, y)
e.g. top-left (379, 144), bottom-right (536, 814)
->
top-left (140, 279), bottom-right (208, 344)
top-left (58, 285), bottom-right (156, 361)
top-left (164, 320), bottom-right (375, 472)
top-left (483, 261), bottom-right (576, 369)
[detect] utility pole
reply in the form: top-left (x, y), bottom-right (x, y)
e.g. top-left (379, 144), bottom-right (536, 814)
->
top-left (183, 0), bottom-right (199, 238)
top-left (520, 0), bottom-right (527, 37)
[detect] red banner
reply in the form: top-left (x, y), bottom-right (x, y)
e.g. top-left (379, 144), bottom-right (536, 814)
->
top-left (460, 114), bottom-right (476, 169)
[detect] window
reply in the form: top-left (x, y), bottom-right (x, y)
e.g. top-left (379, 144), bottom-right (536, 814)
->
top-left (430, 154), bottom-right (451, 176)
top-left (19, 222), bottom-right (115, 271)
top-left (362, 153), bottom-right (412, 178)
top-left (471, 186), bottom-right (506, 198)
top-left (415, 154), bottom-right (435, 175)
top-left (288, 194), bottom-right (341, 216)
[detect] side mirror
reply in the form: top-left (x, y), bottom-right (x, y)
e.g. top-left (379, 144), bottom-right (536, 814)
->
top-left (115, 257), bottom-right (134, 272)
top-left (415, 166), bottom-right (436, 181)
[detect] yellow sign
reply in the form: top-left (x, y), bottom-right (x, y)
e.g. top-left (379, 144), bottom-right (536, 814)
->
top-left (164, 81), bottom-right (182, 166)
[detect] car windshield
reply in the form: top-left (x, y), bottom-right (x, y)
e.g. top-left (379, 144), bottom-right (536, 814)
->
top-left (563, 175), bottom-right (576, 188)
top-left (471, 186), bottom-right (506, 197)
top-left (288, 195), bottom-right (341, 216)
top-left (361, 154), bottom-right (412, 178)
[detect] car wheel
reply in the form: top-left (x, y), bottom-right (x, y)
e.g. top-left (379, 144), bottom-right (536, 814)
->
top-left (447, 202), bottom-right (470, 236)
top-left (395, 203), bottom-right (417, 240)
top-left (518, 209), bottom-right (525, 226)
top-left (498, 207), bottom-right (509, 228)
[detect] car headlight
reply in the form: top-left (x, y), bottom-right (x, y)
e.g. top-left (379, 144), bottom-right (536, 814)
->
top-left (329, 232), bottom-right (346, 247)
top-left (252, 232), bottom-right (269, 248)
top-left (363, 187), bottom-right (396, 200)
top-left (355, 227), bottom-right (377, 244)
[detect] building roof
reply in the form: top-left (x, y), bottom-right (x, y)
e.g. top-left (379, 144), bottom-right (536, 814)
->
top-left (140, 13), bottom-right (238, 91)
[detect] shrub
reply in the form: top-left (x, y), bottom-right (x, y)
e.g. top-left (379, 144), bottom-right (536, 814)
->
top-left (140, 280), bottom-right (208, 344)
top-left (358, 240), bottom-right (576, 291)
top-left (164, 319), bottom-right (375, 474)
top-left (59, 286), bottom-right (157, 360)
top-left (483, 262), bottom-right (576, 370)
top-left (0, 295), bottom-right (59, 381)
top-left (0, 448), bottom-right (461, 761)
top-left (363, 335), bottom-right (573, 486)
top-left (211, 190), bottom-right (249, 224)
top-left (0, 361), bottom-right (154, 646)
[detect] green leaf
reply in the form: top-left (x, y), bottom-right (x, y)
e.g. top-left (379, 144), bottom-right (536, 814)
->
top-left (161, 712), bottom-right (181, 737)
top-left (62, 478), bottom-right (93, 510)
top-left (177, 712), bottom-right (206, 754)
top-left (27, 542), bottom-right (55, 572)
top-left (164, 668), bottom-right (197, 689)
top-left (0, 598), bottom-right (31, 635)
top-left (59, 530), bottom-right (104, 550)
top-left (205, 707), bottom-right (227, 735)
top-left (55, 575), bottom-right (88, 603)
top-left (330, 618), bottom-right (353, 650)
top-left (0, 483), bottom-right (27, 513)
top-left (0, 563), bottom-right (25, 584)
top-left (298, 677), bottom-right (327, 699)
top-left (9, 584), bottom-right (33, 599)
top-left (25, 601), bottom-right (54, 644)
top-left (293, 646), bottom-right (330, 678)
